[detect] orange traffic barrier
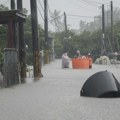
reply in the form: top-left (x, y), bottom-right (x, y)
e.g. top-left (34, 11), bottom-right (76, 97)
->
top-left (72, 58), bottom-right (92, 69)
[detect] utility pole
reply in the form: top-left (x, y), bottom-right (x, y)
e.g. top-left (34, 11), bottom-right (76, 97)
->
top-left (17, 0), bottom-right (26, 83)
top-left (30, 0), bottom-right (42, 79)
top-left (11, 0), bottom-right (17, 48)
top-left (11, 0), bottom-right (15, 9)
top-left (44, 0), bottom-right (49, 64)
top-left (64, 12), bottom-right (67, 34)
top-left (8, 0), bottom-right (15, 48)
top-left (101, 4), bottom-right (106, 55)
top-left (64, 12), bottom-right (68, 52)
top-left (111, 1), bottom-right (114, 52)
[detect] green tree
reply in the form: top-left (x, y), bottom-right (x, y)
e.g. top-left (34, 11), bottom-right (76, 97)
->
top-left (50, 9), bottom-right (64, 32)
top-left (0, 4), bottom-right (8, 10)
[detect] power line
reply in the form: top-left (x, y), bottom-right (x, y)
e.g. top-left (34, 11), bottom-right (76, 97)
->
top-left (37, 6), bottom-right (44, 21)
top-left (37, 0), bottom-right (54, 28)
top-left (38, 0), bottom-right (44, 12)
top-left (0, 0), bottom-right (9, 5)
top-left (47, 1), bottom-right (63, 26)
top-left (48, 4), bottom-right (53, 15)
top-left (47, 1), bottom-right (58, 25)
top-left (81, 0), bottom-right (100, 7)
top-left (36, 0), bottom-right (44, 22)
top-left (67, 14), bottom-right (95, 18)
top-left (81, 0), bottom-right (109, 5)
top-left (37, 0), bottom-right (52, 25)
top-left (66, 0), bottom-right (99, 12)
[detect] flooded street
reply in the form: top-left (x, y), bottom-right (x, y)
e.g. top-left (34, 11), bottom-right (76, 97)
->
top-left (0, 59), bottom-right (120, 120)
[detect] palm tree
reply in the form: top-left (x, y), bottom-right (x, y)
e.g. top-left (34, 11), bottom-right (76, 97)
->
top-left (50, 9), bottom-right (64, 32)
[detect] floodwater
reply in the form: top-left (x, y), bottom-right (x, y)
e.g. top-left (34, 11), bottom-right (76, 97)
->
top-left (0, 59), bottom-right (120, 120)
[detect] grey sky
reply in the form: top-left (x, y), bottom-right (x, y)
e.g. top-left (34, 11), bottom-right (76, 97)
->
top-left (0, 0), bottom-right (120, 30)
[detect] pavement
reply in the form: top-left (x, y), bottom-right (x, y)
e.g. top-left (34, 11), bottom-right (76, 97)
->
top-left (0, 59), bottom-right (120, 120)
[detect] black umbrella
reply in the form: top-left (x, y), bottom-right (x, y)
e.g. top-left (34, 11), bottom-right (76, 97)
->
top-left (80, 70), bottom-right (120, 98)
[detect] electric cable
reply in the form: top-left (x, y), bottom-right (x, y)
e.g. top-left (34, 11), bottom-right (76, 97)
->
top-left (67, 14), bottom-right (95, 18)
top-left (81, 0), bottom-right (100, 7)
top-left (81, 0), bottom-right (109, 5)
top-left (37, 6), bottom-right (44, 21)
top-left (0, 0), bottom-right (9, 5)
top-left (38, 0), bottom-right (44, 11)
top-left (66, 0), bottom-right (99, 12)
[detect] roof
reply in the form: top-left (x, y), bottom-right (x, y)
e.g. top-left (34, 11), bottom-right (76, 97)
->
top-left (0, 10), bottom-right (26, 24)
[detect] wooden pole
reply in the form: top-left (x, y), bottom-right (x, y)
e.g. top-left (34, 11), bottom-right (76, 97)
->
top-left (17, 0), bottom-right (26, 83)
top-left (11, 0), bottom-right (15, 9)
top-left (30, 0), bottom-right (42, 79)
top-left (11, 0), bottom-right (17, 48)
top-left (64, 12), bottom-right (68, 52)
top-left (101, 4), bottom-right (106, 55)
top-left (111, 1), bottom-right (114, 52)
top-left (7, 19), bottom-right (13, 48)
top-left (44, 0), bottom-right (49, 64)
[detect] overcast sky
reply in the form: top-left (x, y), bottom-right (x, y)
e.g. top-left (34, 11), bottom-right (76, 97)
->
top-left (0, 0), bottom-right (120, 31)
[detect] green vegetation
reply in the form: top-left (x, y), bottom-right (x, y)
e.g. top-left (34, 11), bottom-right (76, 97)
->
top-left (0, 5), bottom-right (120, 62)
